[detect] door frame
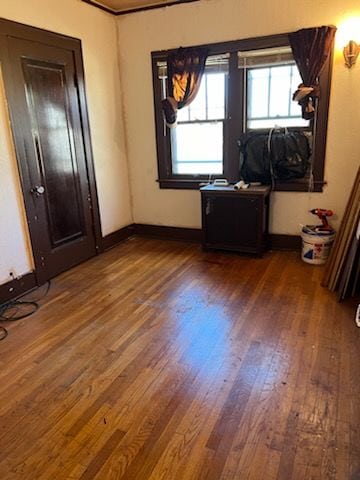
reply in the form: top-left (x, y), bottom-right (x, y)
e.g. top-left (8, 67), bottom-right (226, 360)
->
top-left (0, 18), bottom-right (103, 284)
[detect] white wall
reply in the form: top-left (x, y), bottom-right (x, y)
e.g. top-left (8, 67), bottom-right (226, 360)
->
top-left (0, 0), bottom-right (132, 284)
top-left (117, 0), bottom-right (360, 234)
top-left (0, 70), bottom-right (34, 283)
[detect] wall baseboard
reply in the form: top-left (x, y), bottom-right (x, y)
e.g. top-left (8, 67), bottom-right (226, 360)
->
top-left (0, 272), bottom-right (37, 306)
top-left (102, 224), bottom-right (135, 251)
top-left (133, 223), bottom-right (202, 242)
top-left (134, 224), bottom-right (300, 251)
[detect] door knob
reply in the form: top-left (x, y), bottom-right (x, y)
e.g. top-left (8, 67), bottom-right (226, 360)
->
top-left (31, 185), bottom-right (45, 196)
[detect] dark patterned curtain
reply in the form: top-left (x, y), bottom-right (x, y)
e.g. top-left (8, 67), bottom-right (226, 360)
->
top-left (161, 47), bottom-right (208, 127)
top-left (289, 26), bottom-right (337, 120)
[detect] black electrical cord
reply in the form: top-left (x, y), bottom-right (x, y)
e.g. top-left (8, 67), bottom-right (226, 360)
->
top-left (0, 300), bottom-right (39, 321)
top-left (0, 280), bottom-right (51, 341)
top-left (0, 326), bottom-right (7, 341)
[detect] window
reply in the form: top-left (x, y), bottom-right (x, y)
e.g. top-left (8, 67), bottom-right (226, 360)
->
top-left (152, 33), bottom-right (333, 191)
top-left (173, 65), bottom-right (227, 175)
top-left (157, 55), bottom-right (228, 180)
top-left (239, 47), bottom-right (309, 130)
top-left (247, 65), bottom-right (307, 129)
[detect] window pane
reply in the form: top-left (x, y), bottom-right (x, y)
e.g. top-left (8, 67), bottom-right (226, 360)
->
top-left (178, 72), bottom-right (227, 123)
top-left (290, 65), bottom-right (303, 117)
top-left (269, 65), bottom-right (291, 118)
top-left (172, 122), bottom-right (223, 175)
top-left (177, 105), bottom-right (189, 122)
top-left (247, 63), bottom-right (309, 129)
top-left (207, 73), bottom-right (226, 120)
top-left (248, 68), bottom-right (269, 118)
top-left (188, 79), bottom-right (207, 121)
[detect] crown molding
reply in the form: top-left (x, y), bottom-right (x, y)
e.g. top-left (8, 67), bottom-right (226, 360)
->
top-left (81, 0), bottom-right (199, 16)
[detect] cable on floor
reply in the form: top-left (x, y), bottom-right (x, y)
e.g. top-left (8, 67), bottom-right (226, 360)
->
top-left (0, 280), bottom-right (51, 341)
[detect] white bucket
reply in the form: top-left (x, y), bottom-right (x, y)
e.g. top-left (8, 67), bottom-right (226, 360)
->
top-left (301, 230), bottom-right (335, 265)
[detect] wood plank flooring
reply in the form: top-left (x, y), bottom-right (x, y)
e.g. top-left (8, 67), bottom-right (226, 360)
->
top-left (0, 236), bottom-right (359, 479)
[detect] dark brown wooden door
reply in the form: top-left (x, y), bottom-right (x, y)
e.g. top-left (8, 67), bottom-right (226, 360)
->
top-left (4, 37), bottom-right (98, 282)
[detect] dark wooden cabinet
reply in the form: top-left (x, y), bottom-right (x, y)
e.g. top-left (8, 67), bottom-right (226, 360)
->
top-left (200, 185), bottom-right (271, 255)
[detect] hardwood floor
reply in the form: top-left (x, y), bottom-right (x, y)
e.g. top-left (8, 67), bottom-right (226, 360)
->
top-left (0, 236), bottom-right (359, 479)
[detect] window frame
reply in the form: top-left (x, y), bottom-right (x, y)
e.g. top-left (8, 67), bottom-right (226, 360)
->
top-left (151, 32), bottom-right (333, 192)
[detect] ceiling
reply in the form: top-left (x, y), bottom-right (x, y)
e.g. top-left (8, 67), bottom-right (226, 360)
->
top-left (82, 0), bottom-right (200, 15)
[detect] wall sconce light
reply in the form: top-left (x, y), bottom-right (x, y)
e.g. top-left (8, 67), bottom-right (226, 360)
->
top-left (343, 40), bottom-right (360, 68)
top-left (338, 17), bottom-right (360, 68)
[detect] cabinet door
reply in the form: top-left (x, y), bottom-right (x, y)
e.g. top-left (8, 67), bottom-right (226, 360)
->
top-left (204, 195), bottom-right (260, 249)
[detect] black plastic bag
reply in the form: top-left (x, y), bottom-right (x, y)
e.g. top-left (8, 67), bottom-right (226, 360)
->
top-left (238, 133), bottom-right (271, 184)
top-left (270, 131), bottom-right (311, 181)
top-left (238, 130), bottom-right (311, 184)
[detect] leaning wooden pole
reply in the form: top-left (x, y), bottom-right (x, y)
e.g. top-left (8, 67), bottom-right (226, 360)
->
top-left (322, 166), bottom-right (360, 291)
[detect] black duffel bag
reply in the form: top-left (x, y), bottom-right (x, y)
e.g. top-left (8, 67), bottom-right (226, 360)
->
top-left (238, 129), bottom-right (311, 184)
top-left (270, 130), bottom-right (311, 181)
top-left (238, 133), bottom-right (271, 184)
